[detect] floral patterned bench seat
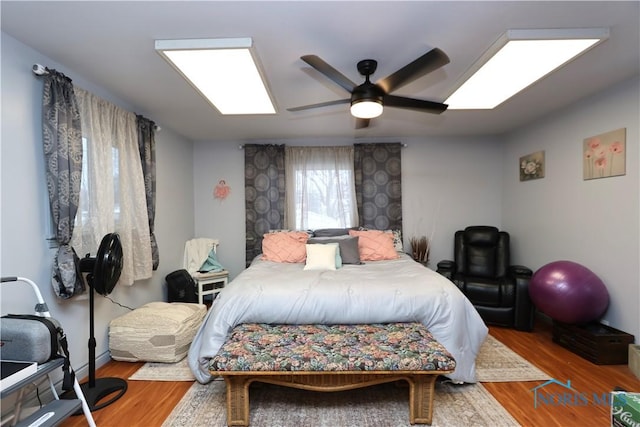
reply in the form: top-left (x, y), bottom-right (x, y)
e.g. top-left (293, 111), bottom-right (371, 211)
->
top-left (210, 322), bottom-right (456, 426)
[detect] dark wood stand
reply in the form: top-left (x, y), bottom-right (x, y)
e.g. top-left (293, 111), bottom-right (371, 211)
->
top-left (552, 321), bottom-right (635, 365)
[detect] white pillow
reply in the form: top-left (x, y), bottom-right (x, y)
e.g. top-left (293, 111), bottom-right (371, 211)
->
top-left (304, 243), bottom-right (338, 271)
top-left (387, 229), bottom-right (404, 252)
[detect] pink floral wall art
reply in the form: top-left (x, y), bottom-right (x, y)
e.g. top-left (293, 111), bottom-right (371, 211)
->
top-left (520, 151), bottom-right (545, 181)
top-left (214, 179), bottom-right (231, 201)
top-left (583, 128), bottom-right (626, 180)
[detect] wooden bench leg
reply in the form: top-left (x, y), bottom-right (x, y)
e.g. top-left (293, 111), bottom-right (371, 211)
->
top-left (221, 373), bottom-right (441, 426)
top-left (407, 375), bottom-right (438, 425)
top-left (224, 376), bottom-right (251, 426)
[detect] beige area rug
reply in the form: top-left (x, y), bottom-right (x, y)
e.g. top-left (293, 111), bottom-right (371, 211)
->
top-left (162, 380), bottom-right (519, 426)
top-left (129, 335), bottom-right (550, 383)
top-left (476, 335), bottom-right (550, 382)
top-left (146, 335), bottom-right (551, 426)
top-left (129, 357), bottom-right (195, 381)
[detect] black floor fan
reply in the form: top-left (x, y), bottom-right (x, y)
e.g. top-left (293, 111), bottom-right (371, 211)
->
top-left (67, 233), bottom-right (127, 411)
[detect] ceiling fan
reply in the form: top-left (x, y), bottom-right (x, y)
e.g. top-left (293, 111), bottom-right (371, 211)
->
top-left (288, 48), bottom-right (450, 129)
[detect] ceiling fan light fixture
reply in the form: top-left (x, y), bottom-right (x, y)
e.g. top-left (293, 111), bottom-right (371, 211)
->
top-left (290, 49), bottom-right (449, 127)
top-left (350, 99), bottom-right (383, 119)
top-left (446, 28), bottom-right (609, 110)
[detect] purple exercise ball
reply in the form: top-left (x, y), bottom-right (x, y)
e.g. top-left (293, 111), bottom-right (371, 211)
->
top-left (529, 260), bottom-right (609, 324)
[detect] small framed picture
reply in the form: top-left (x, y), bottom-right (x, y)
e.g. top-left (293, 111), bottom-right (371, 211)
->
top-left (520, 151), bottom-right (545, 181)
top-left (583, 128), bottom-right (626, 180)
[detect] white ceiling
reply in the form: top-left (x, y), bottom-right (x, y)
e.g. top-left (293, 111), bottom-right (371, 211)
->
top-left (2, 1), bottom-right (639, 142)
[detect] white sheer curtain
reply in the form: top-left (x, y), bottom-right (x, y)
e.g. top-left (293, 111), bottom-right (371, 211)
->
top-left (71, 88), bottom-right (152, 286)
top-left (285, 146), bottom-right (358, 230)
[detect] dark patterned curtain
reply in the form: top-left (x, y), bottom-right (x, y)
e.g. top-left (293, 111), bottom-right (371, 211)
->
top-left (244, 144), bottom-right (286, 266)
top-left (354, 143), bottom-right (403, 231)
top-left (41, 70), bottom-right (85, 298)
top-left (136, 114), bottom-right (159, 270)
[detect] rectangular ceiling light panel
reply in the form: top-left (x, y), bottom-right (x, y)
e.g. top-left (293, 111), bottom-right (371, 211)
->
top-left (156, 38), bottom-right (276, 115)
top-left (446, 28), bottom-right (609, 110)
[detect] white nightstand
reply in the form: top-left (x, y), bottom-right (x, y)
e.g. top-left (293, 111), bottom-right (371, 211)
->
top-left (193, 270), bottom-right (229, 304)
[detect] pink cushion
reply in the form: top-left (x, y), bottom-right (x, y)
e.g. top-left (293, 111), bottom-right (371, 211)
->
top-left (348, 230), bottom-right (399, 261)
top-left (262, 231), bottom-right (309, 263)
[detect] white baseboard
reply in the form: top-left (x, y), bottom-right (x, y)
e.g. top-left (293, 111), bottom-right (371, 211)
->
top-left (73, 350), bottom-right (113, 383)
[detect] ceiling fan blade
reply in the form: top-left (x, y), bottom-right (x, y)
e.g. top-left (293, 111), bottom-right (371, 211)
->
top-left (355, 118), bottom-right (370, 129)
top-left (301, 55), bottom-right (357, 93)
top-left (287, 98), bottom-right (350, 112)
top-left (377, 48), bottom-right (450, 94)
top-left (384, 95), bottom-right (448, 114)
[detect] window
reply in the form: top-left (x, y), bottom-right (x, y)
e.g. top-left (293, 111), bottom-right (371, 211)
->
top-left (285, 146), bottom-right (358, 230)
top-left (70, 87), bottom-right (152, 286)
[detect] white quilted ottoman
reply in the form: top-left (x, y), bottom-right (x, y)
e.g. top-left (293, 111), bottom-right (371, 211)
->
top-left (109, 302), bottom-right (206, 363)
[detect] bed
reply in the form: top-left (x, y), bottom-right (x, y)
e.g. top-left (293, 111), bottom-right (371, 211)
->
top-left (188, 231), bottom-right (488, 384)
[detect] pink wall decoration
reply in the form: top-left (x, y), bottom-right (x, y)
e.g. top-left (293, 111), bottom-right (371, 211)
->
top-left (214, 180), bottom-right (231, 200)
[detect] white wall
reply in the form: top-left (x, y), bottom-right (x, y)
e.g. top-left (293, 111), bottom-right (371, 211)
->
top-left (153, 126), bottom-right (197, 296)
top-left (192, 136), bottom-right (505, 275)
top-left (503, 77), bottom-right (640, 340)
top-left (0, 33), bottom-right (195, 378)
top-left (192, 140), bottom-right (246, 278)
top-left (401, 135), bottom-right (504, 265)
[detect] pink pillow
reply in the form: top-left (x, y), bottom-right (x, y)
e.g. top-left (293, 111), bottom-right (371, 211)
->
top-left (262, 231), bottom-right (309, 263)
top-left (348, 230), bottom-right (399, 261)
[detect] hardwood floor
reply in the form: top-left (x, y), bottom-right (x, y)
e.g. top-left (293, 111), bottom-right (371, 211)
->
top-left (485, 322), bottom-right (638, 427)
top-left (58, 320), bottom-right (638, 427)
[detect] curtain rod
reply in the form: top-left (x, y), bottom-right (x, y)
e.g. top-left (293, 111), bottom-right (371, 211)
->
top-left (32, 64), bottom-right (49, 75)
top-left (238, 143), bottom-right (408, 150)
top-left (32, 63), bottom-right (161, 132)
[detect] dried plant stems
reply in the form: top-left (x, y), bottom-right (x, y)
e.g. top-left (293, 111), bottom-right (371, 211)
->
top-left (410, 236), bottom-right (430, 264)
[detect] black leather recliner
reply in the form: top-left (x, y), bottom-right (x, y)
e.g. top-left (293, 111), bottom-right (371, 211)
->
top-left (436, 226), bottom-right (535, 331)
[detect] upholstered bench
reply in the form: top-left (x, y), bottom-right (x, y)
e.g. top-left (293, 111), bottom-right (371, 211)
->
top-left (210, 322), bottom-right (456, 426)
top-left (109, 302), bottom-right (207, 363)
